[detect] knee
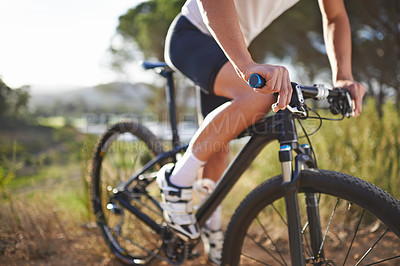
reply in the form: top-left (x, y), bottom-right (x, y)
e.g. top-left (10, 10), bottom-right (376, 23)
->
top-left (235, 92), bottom-right (275, 114)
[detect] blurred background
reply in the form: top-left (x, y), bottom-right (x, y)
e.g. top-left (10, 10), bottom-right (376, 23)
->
top-left (0, 0), bottom-right (399, 264)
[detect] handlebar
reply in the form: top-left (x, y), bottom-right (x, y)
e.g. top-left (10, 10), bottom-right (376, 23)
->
top-left (248, 73), bottom-right (354, 118)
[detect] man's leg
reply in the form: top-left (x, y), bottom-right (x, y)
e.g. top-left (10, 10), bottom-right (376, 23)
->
top-left (202, 148), bottom-right (229, 184)
top-left (189, 61), bottom-right (275, 162)
top-left (200, 148), bottom-right (228, 230)
top-left (158, 61), bottom-right (276, 241)
top-left (197, 60), bottom-right (275, 229)
top-left (199, 149), bottom-right (228, 264)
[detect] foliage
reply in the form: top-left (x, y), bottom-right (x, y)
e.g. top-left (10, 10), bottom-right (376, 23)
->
top-left (250, 1), bottom-right (328, 82)
top-left (313, 99), bottom-right (400, 197)
top-left (0, 141), bottom-right (22, 199)
top-left (346, 0), bottom-right (400, 116)
top-left (115, 0), bottom-right (184, 60)
top-left (0, 78), bottom-right (30, 118)
top-left (113, 0), bottom-right (400, 116)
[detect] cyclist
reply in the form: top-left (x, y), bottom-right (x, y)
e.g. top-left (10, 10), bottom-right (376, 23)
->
top-left (157, 0), bottom-right (366, 264)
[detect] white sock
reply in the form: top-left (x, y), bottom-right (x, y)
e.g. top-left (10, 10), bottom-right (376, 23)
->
top-left (170, 152), bottom-right (206, 187)
top-left (195, 178), bottom-right (223, 231)
top-left (206, 205), bottom-right (222, 231)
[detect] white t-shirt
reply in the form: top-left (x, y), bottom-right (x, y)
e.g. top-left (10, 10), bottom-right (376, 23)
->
top-left (182, 0), bottom-right (300, 46)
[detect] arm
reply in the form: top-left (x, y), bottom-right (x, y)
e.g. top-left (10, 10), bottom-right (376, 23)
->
top-left (198, 0), bottom-right (251, 79)
top-left (198, 0), bottom-right (292, 110)
top-left (319, 0), bottom-right (366, 117)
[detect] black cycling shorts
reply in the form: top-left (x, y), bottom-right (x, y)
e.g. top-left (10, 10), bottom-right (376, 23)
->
top-left (165, 14), bottom-right (230, 117)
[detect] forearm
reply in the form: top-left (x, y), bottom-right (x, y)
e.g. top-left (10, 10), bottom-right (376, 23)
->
top-left (319, 0), bottom-right (366, 117)
top-left (320, 4), bottom-right (354, 84)
top-left (198, 0), bottom-right (254, 79)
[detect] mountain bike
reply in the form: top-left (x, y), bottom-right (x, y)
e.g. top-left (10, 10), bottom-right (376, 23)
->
top-left (90, 61), bottom-right (400, 265)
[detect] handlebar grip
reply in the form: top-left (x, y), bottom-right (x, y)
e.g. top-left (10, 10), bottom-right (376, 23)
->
top-left (248, 73), bottom-right (266, 88)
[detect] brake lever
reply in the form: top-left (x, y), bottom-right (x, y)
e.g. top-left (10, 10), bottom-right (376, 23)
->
top-left (271, 103), bottom-right (307, 116)
top-left (272, 83), bottom-right (307, 117)
top-left (248, 74), bottom-right (307, 117)
top-left (329, 88), bottom-right (354, 118)
top-left (344, 90), bottom-right (354, 117)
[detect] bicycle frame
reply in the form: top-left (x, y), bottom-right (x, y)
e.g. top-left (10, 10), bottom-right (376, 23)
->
top-left (196, 109), bottom-right (322, 264)
top-left (159, 67), bottom-right (181, 149)
top-left (113, 65), bottom-right (325, 264)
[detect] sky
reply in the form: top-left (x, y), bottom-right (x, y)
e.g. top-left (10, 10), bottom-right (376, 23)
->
top-left (0, 0), bottom-right (147, 94)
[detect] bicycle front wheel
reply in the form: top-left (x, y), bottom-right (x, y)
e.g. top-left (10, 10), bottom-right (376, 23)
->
top-left (91, 121), bottom-right (165, 265)
top-left (222, 169), bottom-right (400, 265)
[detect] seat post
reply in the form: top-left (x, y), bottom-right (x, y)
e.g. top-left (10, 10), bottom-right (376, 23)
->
top-left (161, 69), bottom-right (180, 149)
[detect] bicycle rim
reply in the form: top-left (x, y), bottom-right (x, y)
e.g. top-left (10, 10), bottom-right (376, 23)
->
top-left (91, 122), bottom-right (165, 265)
top-left (223, 169), bottom-right (400, 265)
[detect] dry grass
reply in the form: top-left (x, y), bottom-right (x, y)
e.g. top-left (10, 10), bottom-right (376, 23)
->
top-left (0, 195), bottom-right (122, 266)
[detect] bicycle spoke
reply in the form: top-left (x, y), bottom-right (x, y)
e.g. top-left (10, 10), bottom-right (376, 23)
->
top-left (343, 209), bottom-right (365, 265)
top-left (301, 221), bottom-right (309, 234)
top-left (245, 233), bottom-right (286, 266)
top-left (109, 198), bottom-right (161, 260)
top-left (255, 217), bottom-right (288, 266)
top-left (106, 146), bottom-right (123, 183)
top-left (272, 203), bottom-right (287, 226)
top-left (223, 170), bottom-right (400, 266)
top-left (355, 228), bottom-right (388, 266)
top-left (364, 255), bottom-right (400, 266)
top-left (114, 211), bottom-right (125, 236)
top-left (127, 149), bottom-right (139, 177)
top-left (318, 197), bottom-right (339, 257)
top-left (92, 122), bottom-right (166, 263)
top-left (301, 222), bottom-right (313, 260)
top-left (119, 233), bottom-right (166, 263)
top-left (241, 251), bottom-right (273, 265)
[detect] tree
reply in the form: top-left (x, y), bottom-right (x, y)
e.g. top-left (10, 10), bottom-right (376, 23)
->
top-left (346, 0), bottom-right (400, 116)
top-left (0, 78), bottom-right (11, 115)
top-left (115, 0), bottom-right (184, 61)
top-left (249, 1), bottom-right (329, 83)
top-left (0, 78), bottom-right (30, 118)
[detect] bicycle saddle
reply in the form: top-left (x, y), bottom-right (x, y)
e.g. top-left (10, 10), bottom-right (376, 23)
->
top-left (141, 61), bottom-right (169, 70)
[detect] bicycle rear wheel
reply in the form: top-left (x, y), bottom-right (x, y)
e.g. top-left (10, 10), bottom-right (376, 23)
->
top-left (222, 169), bottom-right (400, 265)
top-left (91, 121), bottom-right (165, 265)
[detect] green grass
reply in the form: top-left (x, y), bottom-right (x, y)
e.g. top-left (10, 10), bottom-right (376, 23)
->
top-left (1, 121), bottom-right (97, 223)
top-left (5, 162), bottom-right (90, 221)
top-left (311, 99), bottom-right (399, 197)
top-left (245, 99), bottom-right (399, 197)
top-left (223, 99), bottom-right (400, 221)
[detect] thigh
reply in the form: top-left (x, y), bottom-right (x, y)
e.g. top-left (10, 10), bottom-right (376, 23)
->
top-left (166, 15), bottom-right (228, 95)
top-left (214, 62), bottom-right (276, 110)
top-left (165, 14), bottom-right (231, 117)
top-left (198, 90), bottom-right (230, 118)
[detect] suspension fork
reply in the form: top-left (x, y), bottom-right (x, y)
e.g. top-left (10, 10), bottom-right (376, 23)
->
top-left (274, 109), bottom-right (304, 264)
top-left (280, 144), bottom-right (305, 265)
top-left (298, 145), bottom-right (324, 261)
top-left (281, 143), bottom-right (324, 264)
top-left (276, 108), bottom-right (324, 263)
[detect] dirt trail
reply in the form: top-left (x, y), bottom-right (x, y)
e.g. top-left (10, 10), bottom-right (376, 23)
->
top-left (1, 225), bottom-right (400, 265)
top-left (0, 225), bottom-right (212, 266)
